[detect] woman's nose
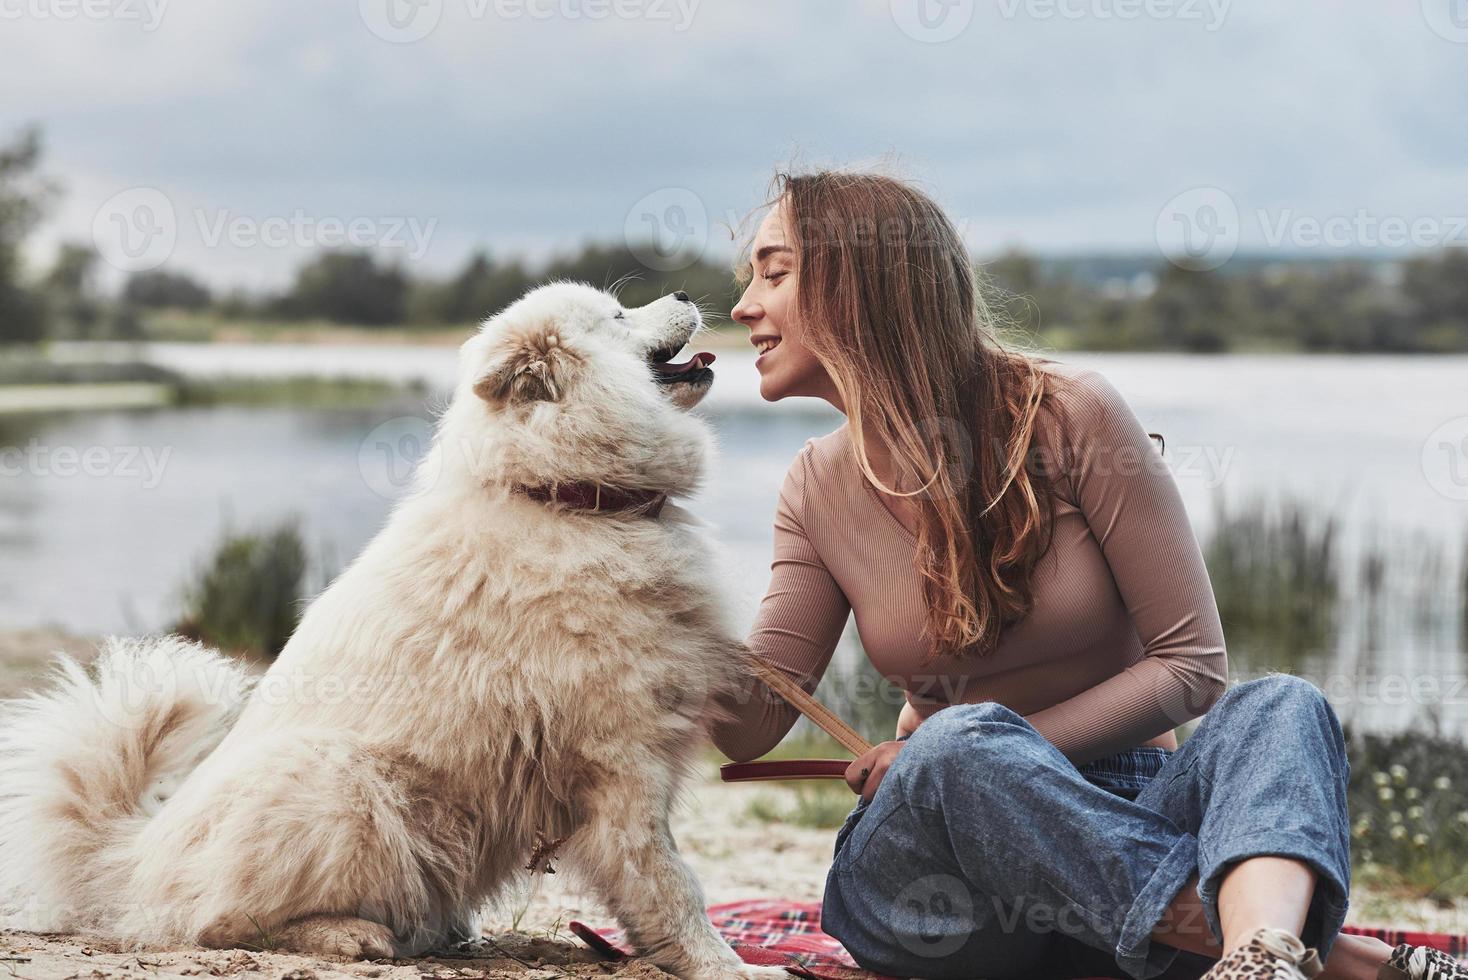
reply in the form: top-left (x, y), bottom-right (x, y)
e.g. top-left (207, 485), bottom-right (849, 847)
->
top-left (731, 294), bottom-right (760, 325)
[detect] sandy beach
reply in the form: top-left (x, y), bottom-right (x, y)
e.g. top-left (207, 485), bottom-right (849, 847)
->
top-left (2, 633), bottom-right (1463, 980)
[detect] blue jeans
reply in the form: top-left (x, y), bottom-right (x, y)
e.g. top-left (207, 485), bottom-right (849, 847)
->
top-left (821, 675), bottom-right (1352, 980)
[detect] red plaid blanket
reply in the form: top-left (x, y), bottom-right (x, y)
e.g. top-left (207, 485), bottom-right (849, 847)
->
top-left (567, 899), bottom-right (1468, 980)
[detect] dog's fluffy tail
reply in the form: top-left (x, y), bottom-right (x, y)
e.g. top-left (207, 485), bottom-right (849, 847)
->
top-left (0, 635), bottom-right (254, 933)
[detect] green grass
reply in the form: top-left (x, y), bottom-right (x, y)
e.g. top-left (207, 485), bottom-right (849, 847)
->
top-left (1202, 495), bottom-right (1468, 689)
top-left (240, 912), bottom-right (280, 953)
top-left (174, 522), bottom-right (309, 660)
top-left (172, 374), bottom-right (419, 407)
top-left (1346, 726), bottom-right (1468, 901)
top-left (1204, 495), bottom-right (1341, 671)
top-left (745, 782), bottom-right (858, 830)
top-left (700, 731), bottom-right (863, 831)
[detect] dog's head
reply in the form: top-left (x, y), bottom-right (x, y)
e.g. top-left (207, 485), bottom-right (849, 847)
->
top-left (431, 282), bottom-right (719, 499)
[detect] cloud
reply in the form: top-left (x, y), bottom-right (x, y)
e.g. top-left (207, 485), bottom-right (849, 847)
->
top-left (2, 0), bottom-right (1465, 288)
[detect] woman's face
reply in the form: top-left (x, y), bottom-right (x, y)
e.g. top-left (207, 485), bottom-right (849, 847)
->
top-left (731, 200), bottom-right (841, 409)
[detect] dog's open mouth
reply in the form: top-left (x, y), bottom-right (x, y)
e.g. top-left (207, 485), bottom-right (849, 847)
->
top-left (649, 345), bottom-right (716, 386)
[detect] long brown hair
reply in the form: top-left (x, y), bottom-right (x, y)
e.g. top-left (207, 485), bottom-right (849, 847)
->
top-left (739, 170), bottom-right (1059, 662)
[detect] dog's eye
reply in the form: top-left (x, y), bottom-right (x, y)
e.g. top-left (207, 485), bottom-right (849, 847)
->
top-left (613, 312), bottom-right (626, 321)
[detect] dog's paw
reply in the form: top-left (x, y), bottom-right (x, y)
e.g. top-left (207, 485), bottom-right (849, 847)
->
top-left (271, 915), bottom-right (398, 960)
top-left (732, 966), bottom-right (798, 980)
top-left (677, 959), bottom-right (796, 980)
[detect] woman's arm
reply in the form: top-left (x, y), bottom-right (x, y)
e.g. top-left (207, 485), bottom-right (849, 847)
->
top-left (1022, 367), bottom-right (1229, 765)
top-left (708, 441), bottom-right (852, 763)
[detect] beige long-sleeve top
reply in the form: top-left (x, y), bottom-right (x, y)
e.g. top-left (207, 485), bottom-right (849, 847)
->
top-left (709, 361), bottom-right (1229, 767)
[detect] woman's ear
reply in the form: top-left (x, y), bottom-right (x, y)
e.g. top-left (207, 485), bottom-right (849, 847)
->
top-left (473, 323), bottom-right (581, 405)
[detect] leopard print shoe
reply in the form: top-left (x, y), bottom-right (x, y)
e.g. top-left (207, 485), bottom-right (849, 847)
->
top-left (1200, 927), bottom-right (1323, 979)
top-left (1378, 943), bottom-right (1468, 979)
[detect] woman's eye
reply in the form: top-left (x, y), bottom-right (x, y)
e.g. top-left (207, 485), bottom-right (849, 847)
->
top-left (762, 270), bottom-right (787, 283)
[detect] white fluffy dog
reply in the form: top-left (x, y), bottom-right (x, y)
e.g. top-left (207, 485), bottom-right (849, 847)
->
top-left (0, 283), bottom-right (786, 979)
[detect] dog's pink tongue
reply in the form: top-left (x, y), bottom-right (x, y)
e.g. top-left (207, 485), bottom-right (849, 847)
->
top-left (655, 351), bottom-right (716, 375)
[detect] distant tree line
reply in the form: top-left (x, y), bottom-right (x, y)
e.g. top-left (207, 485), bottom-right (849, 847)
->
top-left (984, 250), bottom-right (1468, 354)
top-left (2, 125), bottom-right (1466, 353)
top-left (200, 243), bottom-right (743, 328)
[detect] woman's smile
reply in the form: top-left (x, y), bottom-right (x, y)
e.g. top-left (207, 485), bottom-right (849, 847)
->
top-left (752, 334), bottom-right (781, 367)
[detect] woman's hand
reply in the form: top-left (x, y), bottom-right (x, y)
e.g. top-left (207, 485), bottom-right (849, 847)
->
top-left (845, 740), bottom-right (906, 803)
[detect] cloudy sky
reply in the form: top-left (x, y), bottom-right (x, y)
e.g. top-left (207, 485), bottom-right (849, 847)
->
top-left (2, 0), bottom-right (1466, 289)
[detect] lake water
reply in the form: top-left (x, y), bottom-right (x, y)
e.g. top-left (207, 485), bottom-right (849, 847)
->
top-left (4, 344), bottom-right (1467, 734)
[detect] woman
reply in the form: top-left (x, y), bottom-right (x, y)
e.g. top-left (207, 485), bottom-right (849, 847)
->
top-left (709, 171), bottom-right (1460, 980)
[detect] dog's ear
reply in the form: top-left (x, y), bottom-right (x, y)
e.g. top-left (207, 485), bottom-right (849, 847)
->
top-left (474, 323), bottom-right (581, 405)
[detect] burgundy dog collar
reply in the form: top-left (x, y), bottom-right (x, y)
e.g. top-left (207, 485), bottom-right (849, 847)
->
top-left (514, 481), bottom-right (668, 518)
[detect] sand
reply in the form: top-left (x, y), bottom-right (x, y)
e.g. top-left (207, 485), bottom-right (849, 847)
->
top-left (2, 631), bottom-right (1464, 979)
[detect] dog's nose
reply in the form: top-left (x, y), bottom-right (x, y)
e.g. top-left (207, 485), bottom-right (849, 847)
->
top-left (673, 291), bottom-right (690, 303)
